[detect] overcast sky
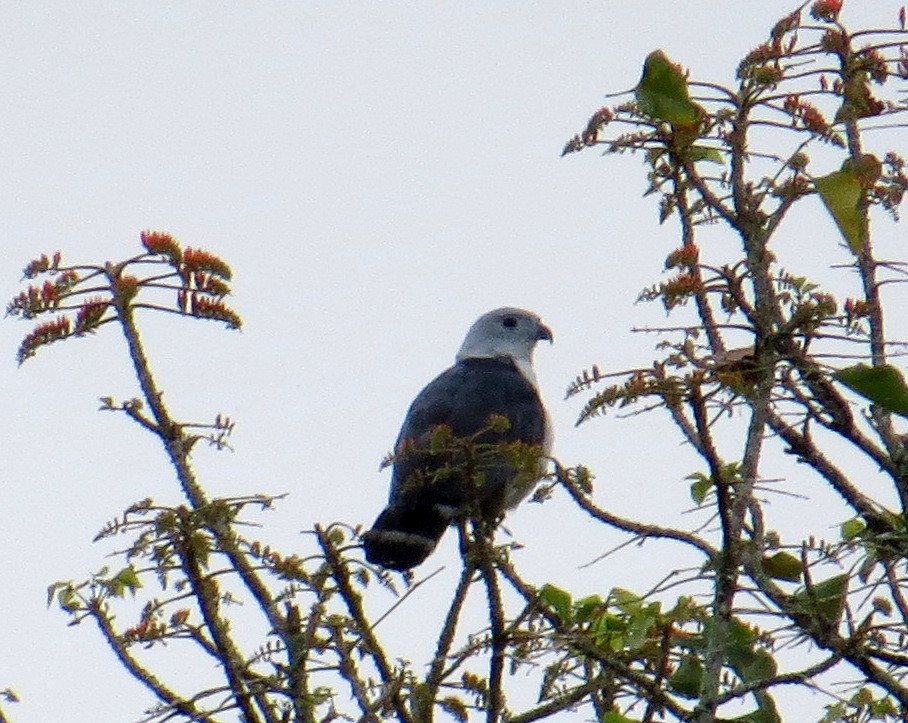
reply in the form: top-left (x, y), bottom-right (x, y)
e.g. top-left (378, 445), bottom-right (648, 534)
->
top-left (2, 2), bottom-right (906, 721)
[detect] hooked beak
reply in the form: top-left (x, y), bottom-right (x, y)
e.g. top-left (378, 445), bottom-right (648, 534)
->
top-left (536, 321), bottom-right (554, 344)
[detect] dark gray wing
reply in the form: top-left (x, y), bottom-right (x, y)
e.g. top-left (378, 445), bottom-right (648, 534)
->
top-left (389, 356), bottom-right (547, 510)
top-left (364, 356), bottom-right (547, 570)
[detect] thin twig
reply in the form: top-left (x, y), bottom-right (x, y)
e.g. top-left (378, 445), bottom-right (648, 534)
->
top-left (315, 525), bottom-right (412, 723)
top-left (556, 461), bottom-right (717, 559)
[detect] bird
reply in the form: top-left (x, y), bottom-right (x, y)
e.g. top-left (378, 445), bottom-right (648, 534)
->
top-left (362, 307), bottom-right (553, 570)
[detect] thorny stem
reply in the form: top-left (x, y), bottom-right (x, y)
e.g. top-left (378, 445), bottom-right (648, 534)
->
top-left (474, 529), bottom-right (505, 723)
top-left (108, 268), bottom-right (296, 718)
top-left (90, 601), bottom-right (214, 722)
top-left (711, 652), bottom-right (843, 705)
top-left (642, 624), bottom-right (674, 723)
top-left (422, 555), bottom-right (475, 721)
top-left (837, 29), bottom-right (908, 512)
top-left (584, 657), bottom-right (610, 721)
top-left (669, 162), bottom-right (725, 354)
top-left (495, 558), bottom-right (692, 720)
top-left (505, 674), bottom-right (614, 723)
top-left (764, 408), bottom-right (883, 519)
top-left (843, 111), bottom-right (906, 498)
top-left (289, 601), bottom-right (321, 723)
top-left (676, 108), bottom-right (793, 598)
top-left (689, 384), bottom-right (739, 723)
top-left (556, 462), bottom-right (717, 559)
top-left (743, 557), bottom-right (908, 710)
top-left (176, 514), bottom-right (269, 723)
top-left (885, 564), bottom-right (908, 629)
top-left (315, 526), bottom-right (412, 723)
top-left (107, 265), bottom-right (207, 505)
top-left (684, 71), bottom-right (823, 720)
top-left (328, 625), bottom-right (382, 723)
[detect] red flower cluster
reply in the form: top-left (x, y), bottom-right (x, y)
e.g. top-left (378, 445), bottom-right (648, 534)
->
top-left (17, 316), bottom-right (72, 364)
top-left (665, 244), bottom-right (700, 270)
top-left (819, 28), bottom-right (848, 56)
top-left (182, 247), bottom-right (232, 280)
top-left (844, 297), bottom-right (872, 322)
top-left (7, 270), bottom-right (80, 319)
top-left (170, 608), bottom-right (191, 627)
top-left (582, 106), bottom-right (614, 145)
top-left (783, 95), bottom-right (831, 135)
top-left (23, 251), bottom-right (62, 279)
top-left (191, 272), bottom-right (230, 297)
top-left (811, 0), bottom-right (843, 23)
top-left (857, 47), bottom-right (888, 84)
top-left (661, 272), bottom-right (702, 310)
top-left (75, 298), bottom-right (110, 335)
top-left (624, 371), bottom-right (652, 400)
top-left (123, 616), bottom-right (168, 643)
top-left (140, 230), bottom-right (182, 263)
top-left (187, 294), bottom-right (242, 329)
top-left (9, 282), bottom-right (58, 318)
top-left (771, 9), bottom-right (801, 41)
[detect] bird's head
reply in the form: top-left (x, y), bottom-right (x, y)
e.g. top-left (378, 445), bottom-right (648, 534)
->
top-left (456, 307), bottom-right (553, 367)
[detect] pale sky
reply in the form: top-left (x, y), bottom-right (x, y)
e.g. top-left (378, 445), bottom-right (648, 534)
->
top-left (2, 3), bottom-right (906, 721)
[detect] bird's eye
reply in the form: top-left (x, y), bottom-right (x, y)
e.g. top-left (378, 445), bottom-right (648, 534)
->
top-left (502, 316), bottom-right (518, 328)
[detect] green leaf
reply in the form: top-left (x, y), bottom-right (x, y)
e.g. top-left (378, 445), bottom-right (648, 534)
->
top-left (821, 702), bottom-right (846, 722)
top-left (603, 713), bottom-right (635, 723)
top-left (762, 551), bottom-right (802, 582)
top-left (834, 364), bottom-right (908, 418)
top-left (793, 574), bottom-right (848, 624)
top-left (57, 587), bottom-right (82, 613)
top-left (113, 566), bottom-right (143, 596)
top-left (574, 594), bottom-right (604, 622)
top-left (624, 606), bottom-right (658, 651)
top-left (539, 583), bottom-right (573, 622)
top-left (688, 473), bottom-right (711, 505)
top-left (815, 169), bottom-right (865, 252)
top-left (101, 565), bottom-right (142, 597)
top-left (670, 654), bottom-right (703, 697)
top-left (735, 649), bottom-right (778, 683)
top-left (635, 50), bottom-right (701, 128)
top-left (727, 617), bottom-right (757, 647)
top-left (590, 612), bottom-right (626, 651)
top-left (870, 697), bottom-right (897, 716)
top-left (611, 587), bottom-right (643, 614)
top-left (841, 518), bottom-right (867, 541)
top-left (719, 618), bottom-right (777, 684)
top-left (732, 698), bottom-right (782, 723)
top-left (689, 146), bottom-right (723, 163)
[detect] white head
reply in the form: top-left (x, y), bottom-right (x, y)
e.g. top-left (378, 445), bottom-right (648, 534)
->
top-left (456, 307), bottom-right (553, 385)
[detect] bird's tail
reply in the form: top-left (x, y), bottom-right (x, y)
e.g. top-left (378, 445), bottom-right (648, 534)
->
top-left (362, 503), bottom-right (451, 570)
